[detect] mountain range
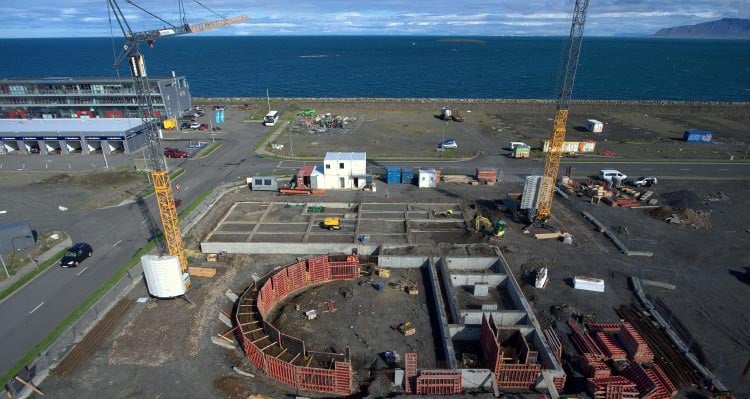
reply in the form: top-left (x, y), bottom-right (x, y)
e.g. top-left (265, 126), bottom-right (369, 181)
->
top-left (651, 18), bottom-right (750, 39)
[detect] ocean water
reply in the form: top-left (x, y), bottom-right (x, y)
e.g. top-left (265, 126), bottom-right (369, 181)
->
top-left (0, 36), bottom-right (748, 101)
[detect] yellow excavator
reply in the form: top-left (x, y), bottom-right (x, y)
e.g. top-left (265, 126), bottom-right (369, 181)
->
top-left (474, 216), bottom-right (507, 238)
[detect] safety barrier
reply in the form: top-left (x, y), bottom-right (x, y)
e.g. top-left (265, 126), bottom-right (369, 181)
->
top-left (235, 255), bottom-right (358, 396)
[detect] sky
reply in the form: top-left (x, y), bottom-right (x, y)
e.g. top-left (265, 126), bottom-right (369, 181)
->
top-left (0, 1), bottom-right (747, 38)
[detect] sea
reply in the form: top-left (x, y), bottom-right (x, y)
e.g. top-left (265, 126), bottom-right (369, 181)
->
top-left (0, 36), bottom-right (748, 101)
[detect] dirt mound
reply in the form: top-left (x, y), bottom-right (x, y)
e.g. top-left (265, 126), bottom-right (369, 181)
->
top-left (212, 375), bottom-right (251, 399)
top-left (659, 190), bottom-right (702, 209)
top-left (646, 206), bottom-right (712, 229)
top-left (34, 171), bottom-right (142, 188)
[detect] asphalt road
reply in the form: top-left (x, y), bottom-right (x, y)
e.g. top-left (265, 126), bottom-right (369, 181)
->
top-left (1, 121), bottom-right (749, 377)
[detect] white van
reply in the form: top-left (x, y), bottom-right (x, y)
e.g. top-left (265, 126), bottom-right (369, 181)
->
top-left (508, 141), bottom-right (528, 151)
top-left (599, 169), bottom-right (627, 187)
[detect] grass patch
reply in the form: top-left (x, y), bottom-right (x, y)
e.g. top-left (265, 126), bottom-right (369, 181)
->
top-left (0, 248), bottom-right (67, 303)
top-left (201, 142), bottom-right (221, 157)
top-left (0, 240), bottom-right (157, 384)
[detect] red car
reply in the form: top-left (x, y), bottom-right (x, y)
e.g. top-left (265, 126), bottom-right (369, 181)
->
top-left (198, 123), bottom-right (209, 131)
top-left (163, 148), bottom-right (189, 158)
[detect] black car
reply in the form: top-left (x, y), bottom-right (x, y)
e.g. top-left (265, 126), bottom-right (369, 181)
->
top-left (60, 242), bottom-right (93, 267)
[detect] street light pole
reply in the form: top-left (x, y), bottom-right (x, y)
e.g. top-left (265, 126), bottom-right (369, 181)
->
top-left (0, 254), bottom-right (9, 278)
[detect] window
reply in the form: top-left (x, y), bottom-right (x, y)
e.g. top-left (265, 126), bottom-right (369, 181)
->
top-left (339, 163), bottom-right (345, 169)
top-left (325, 164), bottom-right (331, 169)
top-left (255, 179), bottom-right (263, 185)
top-left (264, 179), bottom-right (272, 185)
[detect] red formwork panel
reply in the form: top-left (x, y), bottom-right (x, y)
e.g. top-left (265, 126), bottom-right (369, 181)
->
top-left (288, 261), bottom-right (307, 292)
top-left (405, 352), bottom-right (418, 393)
top-left (618, 322), bottom-right (654, 365)
top-left (258, 282), bottom-right (275, 316)
top-left (588, 323), bottom-right (622, 333)
top-left (594, 332), bottom-right (627, 361)
top-left (416, 372), bottom-right (462, 395)
top-left (586, 376), bottom-right (640, 399)
top-left (621, 363), bottom-right (676, 399)
top-left (569, 320), bottom-right (605, 360)
top-left (266, 355), bottom-right (297, 388)
top-left (581, 353), bottom-right (611, 378)
top-left (297, 366), bottom-right (336, 394)
top-left (328, 260), bottom-right (359, 280)
top-left (554, 375), bottom-right (566, 390)
top-left (243, 339), bottom-right (266, 370)
top-left (308, 256), bottom-right (331, 284)
top-left (480, 314), bottom-right (500, 373)
top-left (334, 361), bottom-right (352, 395)
top-left (495, 363), bottom-right (541, 390)
top-left (273, 270), bottom-right (290, 302)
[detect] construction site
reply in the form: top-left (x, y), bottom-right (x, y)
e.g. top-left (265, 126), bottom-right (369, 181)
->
top-left (3, 0), bottom-right (748, 398)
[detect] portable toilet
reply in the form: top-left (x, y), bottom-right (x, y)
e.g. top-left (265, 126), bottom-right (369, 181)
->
top-left (385, 166), bottom-right (401, 184)
top-left (418, 169), bottom-right (437, 188)
top-left (401, 167), bottom-right (415, 184)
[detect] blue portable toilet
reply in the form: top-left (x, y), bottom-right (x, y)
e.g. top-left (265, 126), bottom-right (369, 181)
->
top-left (385, 166), bottom-right (401, 184)
top-left (401, 167), bottom-right (415, 184)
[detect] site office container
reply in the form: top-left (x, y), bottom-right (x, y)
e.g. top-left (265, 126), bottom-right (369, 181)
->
top-left (401, 167), bottom-right (415, 184)
top-left (386, 166), bottom-right (401, 184)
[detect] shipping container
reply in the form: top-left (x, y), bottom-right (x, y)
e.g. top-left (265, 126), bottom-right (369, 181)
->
top-left (418, 169), bottom-right (437, 188)
top-left (401, 167), bottom-right (415, 184)
top-left (574, 275), bottom-right (605, 292)
top-left (683, 129), bottom-right (713, 143)
top-left (385, 166), bottom-right (401, 184)
top-left (249, 176), bottom-right (277, 191)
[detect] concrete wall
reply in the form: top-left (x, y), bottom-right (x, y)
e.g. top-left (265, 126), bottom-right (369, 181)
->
top-left (460, 369), bottom-right (494, 391)
top-left (201, 242), bottom-right (380, 255)
top-left (378, 256), bottom-right (429, 268)
top-left (449, 274), bottom-right (506, 286)
top-left (443, 257), bottom-right (501, 271)
top-left (461, 310), bottom-right (529, 326)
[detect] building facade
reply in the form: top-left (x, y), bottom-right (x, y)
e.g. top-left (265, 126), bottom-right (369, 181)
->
top-left (0, 76), bottom-right (191, 121)
top-left (0, 118), bottom-right (149, 155)
top-left (319, 152), bottom-right (367, 190)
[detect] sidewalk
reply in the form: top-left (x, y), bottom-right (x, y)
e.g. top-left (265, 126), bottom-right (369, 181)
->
top-left (0, 235), bottom-right (72, 295)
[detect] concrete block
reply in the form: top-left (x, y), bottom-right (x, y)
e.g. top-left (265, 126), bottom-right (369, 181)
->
top-left (211, 335), bottom-right (236, 350)
top-left (225, 289), bottom-right (239, 302)
top-left (218, 312), bottom-right (232, 327)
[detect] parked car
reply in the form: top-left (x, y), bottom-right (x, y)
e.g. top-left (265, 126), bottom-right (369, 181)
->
top-left (189, 122), bottom-right (201, 129)
top-left (438, 138), bottom-right (458, 149)
top-left (164, 148), bottom-right (189, 158)
top-left (198, 123), bottom-right (209, 131)
top-left (180, 122), bottom-right (191, 129)
top-left (60, 242), bottom-right (93, 267)
top-left (599, 169), bottom-right (627, 187)
top-left (631, 176), bottom-right (658, 187)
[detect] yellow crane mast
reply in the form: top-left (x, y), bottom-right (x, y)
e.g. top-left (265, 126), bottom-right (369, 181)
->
top-left (535, 0), bottom-right (589, 223)
top-left (107, 0), bottom-right (248, 271)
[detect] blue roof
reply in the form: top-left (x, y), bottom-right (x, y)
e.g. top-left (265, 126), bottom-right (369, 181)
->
top-left (324, 152), bottom-right (366, 162)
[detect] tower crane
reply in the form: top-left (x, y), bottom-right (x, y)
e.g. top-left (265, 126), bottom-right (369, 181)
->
top-left (534, 0), bottom-right (589, 223)
top-left (107, 0), bottom-right (248, 272)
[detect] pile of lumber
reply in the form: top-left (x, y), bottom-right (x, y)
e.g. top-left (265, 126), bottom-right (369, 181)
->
top-left (601, 197), bottom-right (639, 208)
top-left (441, 175), bottom-right (475, 184)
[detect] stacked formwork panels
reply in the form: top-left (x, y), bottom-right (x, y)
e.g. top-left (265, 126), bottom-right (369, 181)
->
top-left (618, 322), bottom-right (654, 365)
top-left (569, 320), bottom-right (605, 360)
top-left (594, 332), bottom-right (628, 361)
top-left (586, 376), bottom-right (640, 399)
top-left (235, 255), bottom-right (359, 396)
top-left (416, 371), bottom-right (462, 395)
top-left (621, 363), bottom-right (677, 399)
top-left (580, 353), bottom-right (611, 378)
top-left (480, 314), bottom-right (542, 390)
top-left (405, 352), bottom-right (418, 394)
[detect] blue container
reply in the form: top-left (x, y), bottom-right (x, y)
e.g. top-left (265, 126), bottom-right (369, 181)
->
top-left (385, 166), bottom-right (401, 184)
top-left (401, 167), bottom-right (415, 184)
top-left (683, 129), bottom-right (712, 143)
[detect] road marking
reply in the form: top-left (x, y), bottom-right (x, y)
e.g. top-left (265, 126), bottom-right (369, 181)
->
top-left (141, 220), bottom-right (147, 224)
top-left (641, 168), bottom-right (653, 171)
top-left (719, 168), bottom-right (729, 171)
top-left (29, 302), bottom-right (45, 314)
top-left (679, 168), bottom-right (691, 171)
top-left (113, 239), bottom-right (122, 247)
top-left (76, 267), bottom-right (89, 276)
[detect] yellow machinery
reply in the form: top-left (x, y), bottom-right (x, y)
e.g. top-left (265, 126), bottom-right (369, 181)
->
top-left (534, 0), bottom-right (589, 223)
top-left (398, 321), bottom-right (415, 336)
top-left (108, 1), bottom-right (248, 272)
top-left (474, 216), bottom-right (507, 238)
top-left (321, 217), bottom-right (341, 230)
